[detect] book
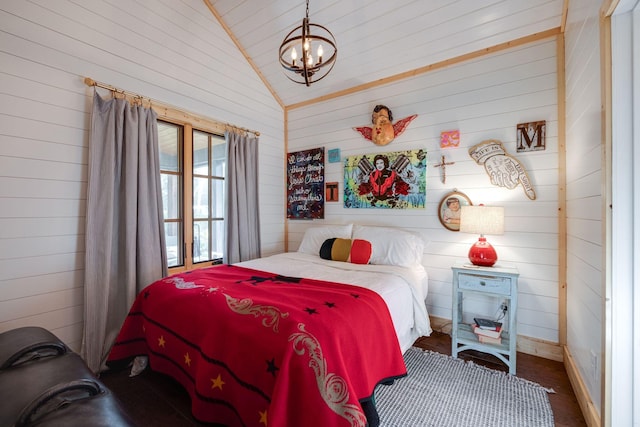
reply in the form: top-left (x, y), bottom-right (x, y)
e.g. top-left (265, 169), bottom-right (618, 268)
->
top-left (474, 317), bottom-right (502, 331)
top-left (473, 324), bottom-right (502, 339)
top-left (477, 334), bottom-right (502, 345)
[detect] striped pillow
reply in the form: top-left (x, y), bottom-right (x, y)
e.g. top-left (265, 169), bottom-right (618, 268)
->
top-left (319, 238), bottom-right (372, 264)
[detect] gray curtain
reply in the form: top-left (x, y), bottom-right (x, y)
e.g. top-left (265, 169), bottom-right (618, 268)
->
top-left (81, 91), bottom-right (167, 373)
top-left (224, 130), bottom-right (261, 263)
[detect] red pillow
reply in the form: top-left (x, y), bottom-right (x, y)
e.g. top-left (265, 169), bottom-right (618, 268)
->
top-left (350, 239), bottom-right (372, 264)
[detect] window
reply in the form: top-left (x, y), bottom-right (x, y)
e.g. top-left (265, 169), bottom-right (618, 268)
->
top-left (158, 120), bottom-right (226, 272)
top-left (192, 130), bottom-right (226, 264)
top-left (158, 122), bottom-right (184, 268)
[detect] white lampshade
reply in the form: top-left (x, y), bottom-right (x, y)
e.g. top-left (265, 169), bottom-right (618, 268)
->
top-left (460, 206), bottom-right (504, 236)
top-left (460, 205), bottom-right (504, 267)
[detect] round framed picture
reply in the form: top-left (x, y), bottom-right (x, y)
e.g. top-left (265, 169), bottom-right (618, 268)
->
top-left (438, 190), bottom-right (472, 231)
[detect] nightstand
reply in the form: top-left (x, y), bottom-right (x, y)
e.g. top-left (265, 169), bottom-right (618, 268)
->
top-left (451, 263), bottom-right (519, 374)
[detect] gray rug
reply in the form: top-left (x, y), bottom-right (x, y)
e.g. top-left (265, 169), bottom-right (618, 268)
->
top-left (374, 347), bottom-right (554, 427)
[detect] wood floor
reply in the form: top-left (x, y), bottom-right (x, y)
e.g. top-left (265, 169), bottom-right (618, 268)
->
top-left (101, 331), bottom-right (587, 426)
top-left (414, 332), bottom-right (587, 427)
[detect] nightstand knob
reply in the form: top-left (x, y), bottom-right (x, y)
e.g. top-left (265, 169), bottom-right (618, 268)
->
top-left (480, 281), bottom-right (486, 286)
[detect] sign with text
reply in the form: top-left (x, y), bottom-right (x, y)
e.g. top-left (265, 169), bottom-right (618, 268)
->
top-left (516, 120), bottom-right (546, 152)
top-left (287, 147), bottom-right (325, 219)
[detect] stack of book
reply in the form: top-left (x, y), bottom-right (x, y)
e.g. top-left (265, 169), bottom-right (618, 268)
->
top-left (473, 317), bottom-right (502, 344)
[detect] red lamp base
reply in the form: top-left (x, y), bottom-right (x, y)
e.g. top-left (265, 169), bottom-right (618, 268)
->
top-left (468, 236), bottom-right (498, 267)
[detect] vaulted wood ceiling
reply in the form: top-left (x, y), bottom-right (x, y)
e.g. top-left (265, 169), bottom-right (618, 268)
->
top-left (205, 0), bottom-right (565, 109)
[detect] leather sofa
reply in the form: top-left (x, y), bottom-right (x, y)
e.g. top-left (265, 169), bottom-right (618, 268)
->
top-left (0, 326), bottom-right (136, 427)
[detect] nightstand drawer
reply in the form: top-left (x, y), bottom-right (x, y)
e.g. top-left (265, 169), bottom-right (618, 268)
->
top-left (458, 273), bottom-right (511, 295)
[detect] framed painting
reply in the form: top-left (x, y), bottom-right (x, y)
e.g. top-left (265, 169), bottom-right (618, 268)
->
top-left (438, 190), bottom-right (472, 231)
top-left (328, 148), bottom-right (341, 163)
top-left (440, 130), bottom-right (460, 148)
top-left (343, 149), bottom-right (427, 209)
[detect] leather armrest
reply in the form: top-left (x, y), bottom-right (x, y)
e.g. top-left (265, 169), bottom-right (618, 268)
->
top-left (0, 327), bottom-right (68, 370)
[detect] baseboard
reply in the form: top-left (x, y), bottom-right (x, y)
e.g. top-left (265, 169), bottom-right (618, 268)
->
top-left (516, 334), bottom-right (563, 362)
top-left (563, 345), bottom-right (601, 427)
top-left (429, 315), bottom-right (453, 335)
top-left (429, 315), bottom-right (563, 361)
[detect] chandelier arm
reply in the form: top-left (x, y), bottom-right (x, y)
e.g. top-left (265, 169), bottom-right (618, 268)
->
top-left (302, 17), bottom-right (309, 86)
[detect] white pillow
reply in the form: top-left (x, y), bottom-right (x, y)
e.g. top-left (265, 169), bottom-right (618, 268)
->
top-left (351, 225), bottom-right (424, 267)
top-left (297, 224), bottom-right (353, 255)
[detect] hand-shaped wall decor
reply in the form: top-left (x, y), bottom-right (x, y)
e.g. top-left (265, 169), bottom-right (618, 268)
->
top-left (469, 139), bottom-right (536, 200)
top-left (353, 104), bottom-right (417, 146)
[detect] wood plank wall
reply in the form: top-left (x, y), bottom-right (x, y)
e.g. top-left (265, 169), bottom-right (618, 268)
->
top-left (286, 36), bottom-right (562, 349)
top-left (0, 5), bottom-right (609, 421)
top-left (565, 0), bottom-right (605, 420)
top-left (0, 0), bottom-right (285, 350)
top-left (0, 2), bottom-right (612, 421)
top-left (564, 0), bottom-right (607, 420)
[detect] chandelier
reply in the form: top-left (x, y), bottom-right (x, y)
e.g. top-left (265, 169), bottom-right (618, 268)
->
top-left (278, 0), bottom-right (337, 86)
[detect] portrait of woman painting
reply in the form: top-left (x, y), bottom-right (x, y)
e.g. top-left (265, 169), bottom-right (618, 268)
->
top-left (438, 190), bottom-right (472, 231)
top-left (343, 149), bottom-right (427, 209)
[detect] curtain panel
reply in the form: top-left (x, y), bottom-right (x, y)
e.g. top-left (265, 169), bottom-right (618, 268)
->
top-left (81, 91), bottom-right (167, 373)
top-left (224, 131), bottom-right (261, 264)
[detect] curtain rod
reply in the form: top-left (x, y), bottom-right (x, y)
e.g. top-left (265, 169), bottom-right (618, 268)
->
top-left (83, 77), bottom-right (260, 137)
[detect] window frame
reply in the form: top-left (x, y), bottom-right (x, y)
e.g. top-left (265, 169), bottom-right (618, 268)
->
top-left (156, 113), bottom-right (227, 275)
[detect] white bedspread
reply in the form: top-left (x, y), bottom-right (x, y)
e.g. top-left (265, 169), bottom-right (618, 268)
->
top-left (236, 252), bottom-right (432, 352)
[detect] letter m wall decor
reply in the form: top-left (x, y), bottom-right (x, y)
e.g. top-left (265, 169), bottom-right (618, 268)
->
top-left (516, 120), bottom-right (546, 152)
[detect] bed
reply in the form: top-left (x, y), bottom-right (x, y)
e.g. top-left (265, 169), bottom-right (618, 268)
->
top-left (107, 224), bottom-right (431, 427)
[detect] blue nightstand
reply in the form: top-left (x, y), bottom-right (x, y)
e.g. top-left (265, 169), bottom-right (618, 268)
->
top-left (451, 263), bottom-right (519, 374)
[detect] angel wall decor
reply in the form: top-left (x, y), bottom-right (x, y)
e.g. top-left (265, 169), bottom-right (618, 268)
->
top-left (353, 104), bottom-right (417, 146)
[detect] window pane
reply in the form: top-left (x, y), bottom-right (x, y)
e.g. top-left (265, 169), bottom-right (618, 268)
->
top-left (158, 120), bottom-right (183, 270)
top-left (211, 136), bottom-right (226, 177)
top-left (193, 220), bottom-right (210, 263)
top-left (165, 222), bottom-right (182, 267)
top-left (193, 177), bottom-right (209, 219)
top-left (161, 174), bottom-right (180, 219)
top-left (193, 131), bottom-right (209, 176)
top-left (212, 178), bottom-right (224, 218)
top-left (158, 122), bottom-right (180, 172)
top-left (212, 219), bottom-right (224, 261)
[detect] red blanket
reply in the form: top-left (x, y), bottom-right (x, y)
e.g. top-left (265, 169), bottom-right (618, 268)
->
top-left (108, 264), bottom-right (406, 427)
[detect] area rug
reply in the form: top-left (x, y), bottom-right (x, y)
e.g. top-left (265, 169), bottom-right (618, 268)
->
top-left (374, 347), bottom-right (554, 427)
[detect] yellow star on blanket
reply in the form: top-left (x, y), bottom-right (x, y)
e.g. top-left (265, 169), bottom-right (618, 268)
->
top-left (211, 374), bottom-right (225, 390)
top-left (259, 410), bottom-right (268, 426)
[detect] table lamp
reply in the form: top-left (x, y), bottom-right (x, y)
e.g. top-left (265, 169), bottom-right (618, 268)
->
top-left (459, 205), bottom-right (504, 267)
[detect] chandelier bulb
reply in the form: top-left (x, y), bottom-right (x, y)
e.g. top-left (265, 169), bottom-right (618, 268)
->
top-left (317, 44), bottom-right (323, 62)
top-left (291, 47), bottom-right (297, 66)
top-left (304, 38), bottom-right (310, 52)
